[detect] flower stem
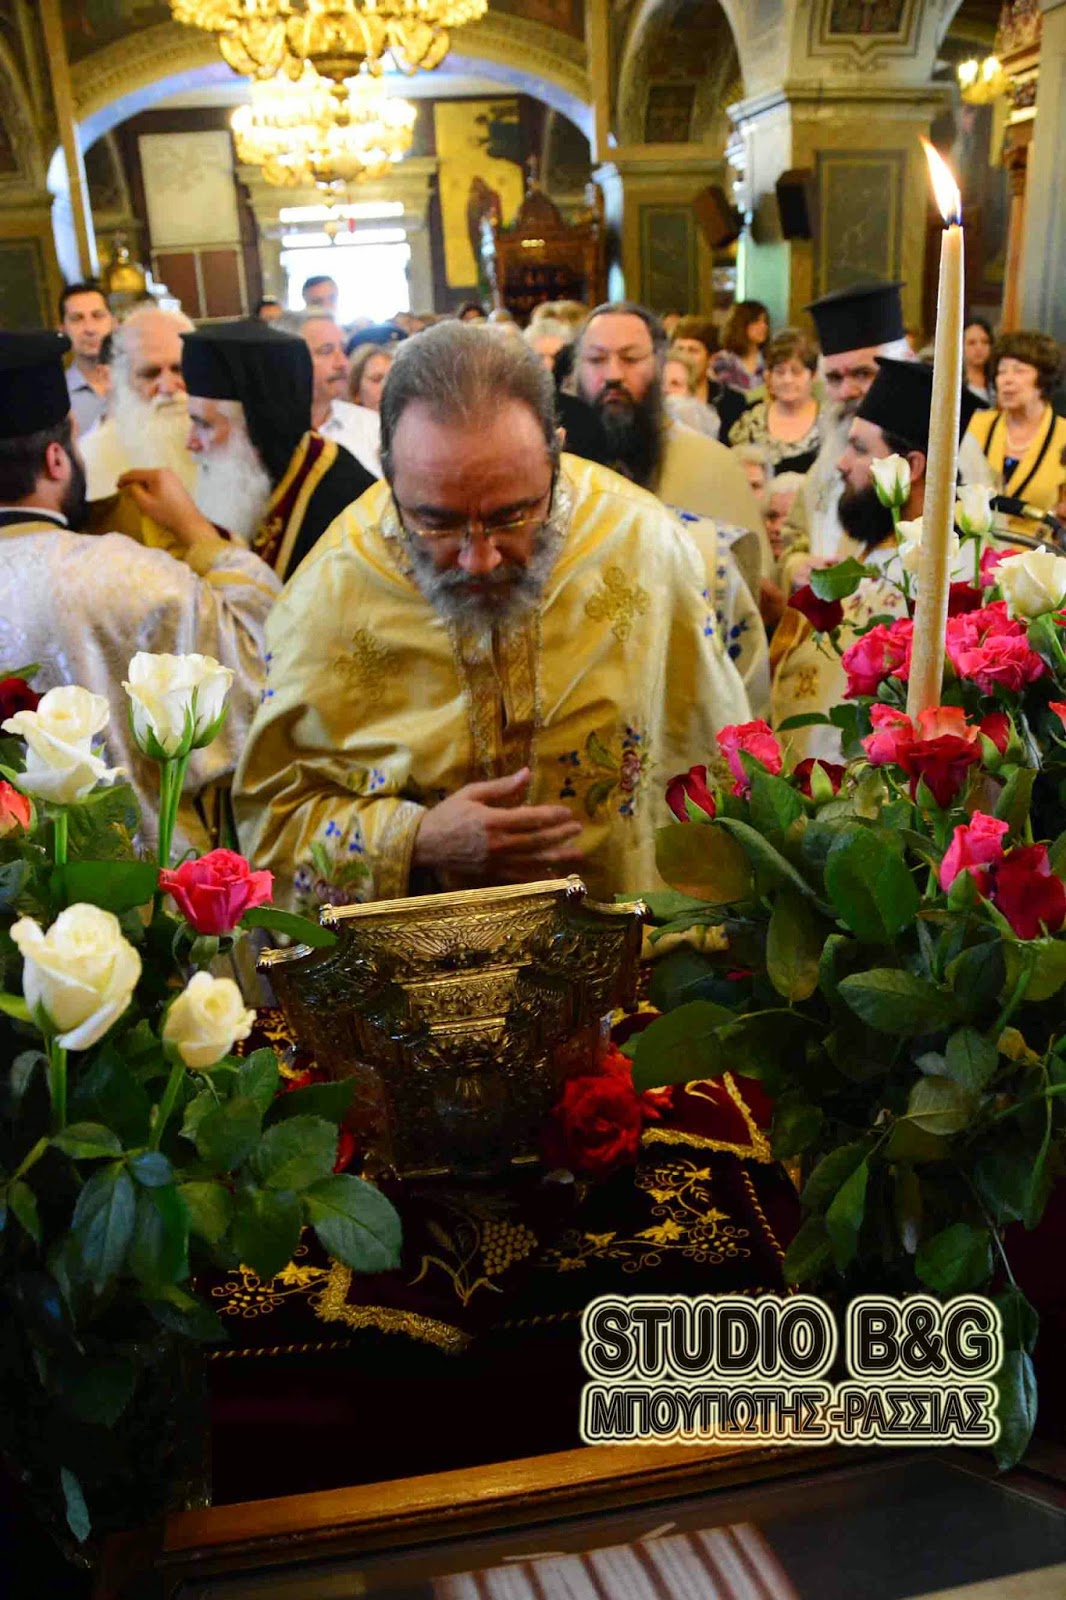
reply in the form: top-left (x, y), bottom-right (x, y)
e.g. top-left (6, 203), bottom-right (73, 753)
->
top-left (48, 1038), bottom-right (67, 1132)
top-left (993, 946), bottom-right (1036, 1040)
top-left (150, 1058), bottom-right (186, 1151)
top-left (53, 810), bottom-right (68, 868)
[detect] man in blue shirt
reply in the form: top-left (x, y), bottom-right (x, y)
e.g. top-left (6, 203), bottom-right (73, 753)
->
top-left (59, 281), bottom-right (112, 436)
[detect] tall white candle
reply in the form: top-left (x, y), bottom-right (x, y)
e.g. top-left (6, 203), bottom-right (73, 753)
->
top-left (907, 139), bottom-right (964, 719)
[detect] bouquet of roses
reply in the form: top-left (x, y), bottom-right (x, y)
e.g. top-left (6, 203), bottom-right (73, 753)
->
top-left (630, 701), bottom-right (1066, 1469)
top-left (0, 654), bottom-right (400, 1545)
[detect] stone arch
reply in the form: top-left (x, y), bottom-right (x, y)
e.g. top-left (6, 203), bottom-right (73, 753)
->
top-left (616, 0), bottom-right (744, 148)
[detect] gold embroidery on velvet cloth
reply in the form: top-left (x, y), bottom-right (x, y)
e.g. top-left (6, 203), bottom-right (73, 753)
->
top-left (541, 1158), bottom-right (751, 1275)
top-left (641, 1073), bottom-right (774, 1164)
top-left (314, 1263), bottom-right (470, 1353)
top-left (410, 1195), bottom-right (540, 1307)
top-left (741, 1167), bottom-right (787, 1266)
top-left (209, 1248), bottom-right (330, 1320)
top-left (585, 566), bottom-right (650, 642)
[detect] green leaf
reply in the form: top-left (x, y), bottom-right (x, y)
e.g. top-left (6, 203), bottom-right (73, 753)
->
top-left (8, 1178), bottom-right (40, 1243)
top-left (241, 906), bottom-right (337, 947)
top-left (1005, 938), bottom-right (1066, 1003)
top-left (51, 1122), bottom-right (123, 1160)
top-left (824, 827), bottom-right (920, 945)
top-left (9, 1050), bottom-right (45, 1105)
top-left (974, 1143), bottom-right (1034, 1225)
top-left (915, 1222), bottom-right (993, 1294)
top-left (905, 1076), bottom-right (976, 1135)
top-left (766, 889), bottom-right (823, 1002)
top-left (782, 1215), bottom-right (831, 1285)
top-left (70, 1050), bottom-right (151, 1148)
top-left (655, 822), bottom-right (752, 903)
top-left (178, 1181), bottom-right (233, 1245)
top-left (942, 1027), bottom-right (999, 1092)
top-left (53, 860), bottom-right (158, 915)
top-left (128, 1151), bottom-right (173, 1188)
top-left (994, 766), bottom-right (1036, 834)
top-left (253, 1115), bottom-right (339, 1191)
top-left (305, 1173), bottom-right (402, 1273)
top-left (646, 947), bottom-right (722, 1013)
top-left (893, 1165), bottom-right (922, 1255)
top-left (630, 999), bottom-right (735, 1090)
top-left (993, 1351), bottom-right (1037, 1470)
top-left (61, 1467), bottom-right (91, 1545)
top-left (70, 1165), bottom-right (136, 1294)
top-left (64, 782), bottom-right (140, 862)
top-left (748, 769), bottom-right (803, 841)
top-left (776, 712), bottom-right (835, 732)
top-left (193, 1095), bottom-right (262, 1172)
top-left (825, 1158), bottom-right (869, 1271)
top-left (180, 1089), bottom-right (216, 1145)
top-left (770, 1102), bottom-right (824, 1160)
top-left (0, 991), bottom-right (30, 1022)
top-left (636, 890), bottom-right (717, 921)
top-left (55, 1356), bottom-right (136, 1428)
top-left (127, 1186), bottom-right (189, 1288)
top-left (144, 1283), bottom-right (228, 1344)
top-left (230, 1186), bottom-right (303, 1281)
top-left (715, 816), bottom-right (818, 900)
top-left (266, 1077), bottom-right (355, 1128)
top-left (237, 1048), bottom-right (281, 1116)
top-left (839, 969), bottom-right (957, 1036)
top-left (801, 1142), bottom-right (869, 1213)
top-left (810, 556), bottom-right (869, 601)
top-left (947, 941), bottom-right (1007, 1022)
top-left (995, 1287), bottom-right (1039, 1354)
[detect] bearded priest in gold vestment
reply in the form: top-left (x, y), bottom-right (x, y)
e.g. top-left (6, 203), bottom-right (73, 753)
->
top-left (234, 324), bottom-right (750, 910)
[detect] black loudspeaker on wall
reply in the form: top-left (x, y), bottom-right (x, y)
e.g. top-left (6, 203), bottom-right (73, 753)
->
top-left (692, 185), bottom-right (742, 249)
top-left (775, 169), bottom-right (815, 241)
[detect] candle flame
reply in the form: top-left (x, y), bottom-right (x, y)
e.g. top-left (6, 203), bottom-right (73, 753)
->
top-left (921, 137), bottom-right (962, 226)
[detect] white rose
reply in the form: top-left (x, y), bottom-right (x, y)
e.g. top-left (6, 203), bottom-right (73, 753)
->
top-left (12, 904), bottom-right (142, 1050)
top-left (2, 685), bottom-right (121, 804)
top-left (995, 546), bottom-right (1066, 619)
top-left (897, 517), bottom-right (959, 578)
top-left (955, 484), bottom-right (994, 538)
top-left (870, 454), bottom-right (911, 511)
top-left (163, 972), bottom-right (255, 1070)
top-left (123, 653), bottom-right (234, 760)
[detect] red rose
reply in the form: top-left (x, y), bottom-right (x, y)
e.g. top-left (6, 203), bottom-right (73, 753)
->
top-left (862, 705), bottom-right (914, 767)
top-left (986, 844), bottom-right (1066, 940)
top-left (979, 711), bottom-right (1012, 754)
top-left (980, 546), bottom-right (1007, 587)
top-left (788, 584), bottom-right (844, 633)
top-left (841, 619), bottom-right (912, 698)
top-left (333, 1128), bottom-right (357, 1173)
top-left (0, 676), bottom-right (40, 723)
top-left (895, 706), bottom-right (983, 809)
top-left (0, 779), bottom-right (31, 838)
top-left (945, 602), bottom-right (1027, 679)
top-left (792, 758), bottom-right (844, 798)
top-left (1050, 702), bottom-right (1066, 732)
top-left (938, 811), bottom-right (1009, 892)
top-left (665, 764), bottom-right (717, 822)
top-left (717, 719), bottom-right (783, 796)
top-left (159, 847), bottom-right (273, 935)
top-left (954, 634), bottom-right (1047, 696)
top-left (948, 582), bottom-right (985, 616)
top-left (541, 1072), bottom-right (645, 1178)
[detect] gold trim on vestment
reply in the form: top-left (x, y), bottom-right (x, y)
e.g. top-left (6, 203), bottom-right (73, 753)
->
top-left (273, 433), bottom-right (340, 580)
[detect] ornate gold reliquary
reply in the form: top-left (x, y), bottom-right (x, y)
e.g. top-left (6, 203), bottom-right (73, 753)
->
top-left (259, 877), bottom-right (645, 1180)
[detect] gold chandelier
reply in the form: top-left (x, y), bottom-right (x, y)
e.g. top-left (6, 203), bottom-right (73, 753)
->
top-left (231, 65), bottom-right (416, 187)
top-left (170, 0), bottom-right (488, 79)
top-left (956, 54), bottom-right (1008, 105)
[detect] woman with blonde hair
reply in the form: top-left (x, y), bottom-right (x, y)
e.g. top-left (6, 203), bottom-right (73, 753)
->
top-left (728, 328), bottom-right (823, 475)
top-left (347, 343), bottom-right (394, 412)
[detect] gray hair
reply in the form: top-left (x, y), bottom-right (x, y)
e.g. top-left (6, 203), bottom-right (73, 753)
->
top-left (111, 304), bottom-right (193, 384)
top-left (768, 470), bottom-right (806, 502)
top-left (277, 309), bottom-right (339, 337)
top-left (379, 322), bottom-right (560, 481)
top-left (524, 317), bottom-right (572, 349)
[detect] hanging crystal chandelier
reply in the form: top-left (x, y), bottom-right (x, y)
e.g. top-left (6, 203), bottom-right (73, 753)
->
top-left (231, 65), bottom-right (416, 188)
top-left (170, 0), bottom-right (487, 79)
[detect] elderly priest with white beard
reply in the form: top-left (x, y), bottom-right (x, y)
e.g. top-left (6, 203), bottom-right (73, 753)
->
top-left (109, 320), bottom-right (376, 581)
top-left (235, 323), bottom-right (750, 911)
top-left (0, 330), bottom-right (279, 853)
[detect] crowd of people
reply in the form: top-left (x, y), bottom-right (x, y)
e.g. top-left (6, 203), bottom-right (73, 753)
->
top-left (2, 269), bottom-right (1062, 914)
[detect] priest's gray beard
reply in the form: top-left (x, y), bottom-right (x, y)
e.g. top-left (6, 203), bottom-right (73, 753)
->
top-left (111, 386), bottom-right (191, 476)
top-left (194, 430), bottom-right (274, 546)
top-left (403, 510), bottom-right (566, 630)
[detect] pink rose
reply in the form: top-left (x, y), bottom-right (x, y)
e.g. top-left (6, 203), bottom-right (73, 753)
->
top-left (953, 634), bottom-right (1047, 695)
top-left (980, 546), bottom-right (1007, 588)
top-left (159, 848), bottom-right (274, 936)
top-left (841, 619), bottom-right (912, 698)
top-left (862, 705), bottom-right (914, 767)
top-left (938, 811), bottom-right (1009, 892)
top-left (665, 765), bottom-right (716, 822)
top-left (716, 720), bottom-right (783, 796)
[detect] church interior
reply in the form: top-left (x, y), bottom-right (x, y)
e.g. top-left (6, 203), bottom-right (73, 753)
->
top-left (1, 2), bottom-right (1066, 1597)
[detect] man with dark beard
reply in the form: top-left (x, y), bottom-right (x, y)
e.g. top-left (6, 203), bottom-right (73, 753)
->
top-left (0, 330), bottom-right (279, 854)
top-left (130, 321), bottom-right (374, 581)
top-left (235, 322), bottom-right (750, 911)
top-left (772, 358), bottom-right (984, 761)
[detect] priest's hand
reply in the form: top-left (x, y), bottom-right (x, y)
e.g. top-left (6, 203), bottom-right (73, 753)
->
top-left (117, 467), bottom-right (221, 549)
top-left (412, 768), bottom-right (583, 884)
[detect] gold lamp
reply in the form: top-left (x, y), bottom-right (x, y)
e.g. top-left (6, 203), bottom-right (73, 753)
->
top-left (956, 54), bottom-right (1008, 105)
top-left (170, 0), bottom-right (488, 78)
top-left (231, 64), bottom-right (416, 188)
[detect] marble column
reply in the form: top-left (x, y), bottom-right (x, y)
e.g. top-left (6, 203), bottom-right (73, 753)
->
top-left (593, 147), bottom-right (728, 315)
top-left (1018, 0), bottom-right (1066, 340)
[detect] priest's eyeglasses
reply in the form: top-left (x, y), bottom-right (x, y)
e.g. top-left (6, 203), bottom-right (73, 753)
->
top-left (394, 473), bottom-right (557, 553)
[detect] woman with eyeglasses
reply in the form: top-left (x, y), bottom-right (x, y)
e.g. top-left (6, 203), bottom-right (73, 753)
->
top-left (967, 330), bottom-right (1066, 534)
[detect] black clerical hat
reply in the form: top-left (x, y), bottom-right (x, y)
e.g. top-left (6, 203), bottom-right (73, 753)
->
top-left (805, 282), bottom-right (904, 357)
top-left (181, 320), bottom-right (312, 484)
top-left (857, 356), bottom-right (983, 458)
top-left (0, 331), bottom-right (72, 438)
